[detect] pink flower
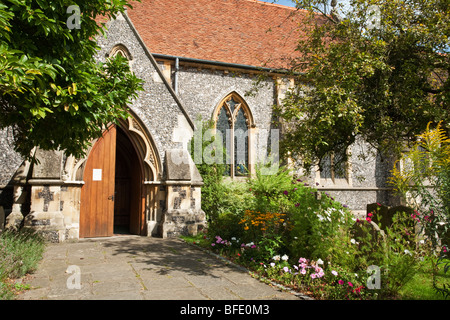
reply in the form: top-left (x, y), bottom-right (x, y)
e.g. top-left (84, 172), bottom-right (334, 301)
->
top-left (348, 282), bottom-right (353, 287)
top-left (310, 273), bottom-right (317, 279)
top-left (338, 280), bottom-right (344, 285)
top-left (366, 217), bottom-right (372, 222)
top-left (211, 243), bottom-right (215, 246)
top-left (300, 268), bottom-right (307, 275)
top-left (283, 267), bottom-right (290, 273)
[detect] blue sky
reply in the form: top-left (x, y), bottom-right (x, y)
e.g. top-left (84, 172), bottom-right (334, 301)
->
top-left (260, 0), bottom-right (296, 7)
top-left (260, 0), bottom-right (352, 13)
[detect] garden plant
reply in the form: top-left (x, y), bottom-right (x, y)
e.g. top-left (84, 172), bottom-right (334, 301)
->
top-left (187, 121), bottom-right (449, 299)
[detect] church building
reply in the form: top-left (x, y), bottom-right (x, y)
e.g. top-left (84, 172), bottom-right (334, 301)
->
top-left (0, 0), bottom-right (395, 242)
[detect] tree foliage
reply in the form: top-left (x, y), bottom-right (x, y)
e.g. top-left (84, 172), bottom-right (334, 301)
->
top-left (277, 0), bottom-right (449, 172)
top-left (0, 0), bottom-right (143, 160)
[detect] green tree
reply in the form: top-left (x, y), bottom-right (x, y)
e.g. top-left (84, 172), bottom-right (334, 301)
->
top-left (0, 0), bottom-right (143, 160)
top-left (277, 0), bottom-right (449, 172)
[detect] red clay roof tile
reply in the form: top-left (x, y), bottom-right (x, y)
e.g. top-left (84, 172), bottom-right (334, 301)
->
top-left (127, 0), bottom-right (308, 69)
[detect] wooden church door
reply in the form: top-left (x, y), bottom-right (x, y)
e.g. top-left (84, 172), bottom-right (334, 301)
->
top-left (80, 125), bottom-right (117, 238)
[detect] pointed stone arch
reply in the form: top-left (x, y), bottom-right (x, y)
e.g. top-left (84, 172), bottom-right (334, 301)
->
top-left (212, 91), bottom-right (255, 178)
top-left (108, 43), bottom-right (133, 61)
top-left (60, 111), bottom-right (164, 238)
top-left (212, 91), bottom-right (255, 128)
top-left (67, 111), bottom-right (161, 184)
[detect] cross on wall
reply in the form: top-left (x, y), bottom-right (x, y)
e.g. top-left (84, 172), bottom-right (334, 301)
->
top-left (38, 186), bottom-right (54, 212)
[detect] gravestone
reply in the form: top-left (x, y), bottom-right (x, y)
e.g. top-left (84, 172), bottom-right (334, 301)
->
top-left (366, 203), bottom-right (414, 230)
top-left (366, 203), bottom-right (390, 228)
top-left (352, 219), bottom-right (386, 247)
top-left (365, 203), bottom-right (417, 250)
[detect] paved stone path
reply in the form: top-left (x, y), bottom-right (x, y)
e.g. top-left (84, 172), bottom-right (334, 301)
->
top-left (18, 236), bottom-right (305, 300)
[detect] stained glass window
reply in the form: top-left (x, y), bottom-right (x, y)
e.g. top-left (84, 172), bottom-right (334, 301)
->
top-left (234, 108), bottom-right (248, 176)
top-left (226, 97), bottom-right (239, 114)
top-left (215, 94), bottom-right (252, 178)
top-left (216, 106), bottom-right (231, 176)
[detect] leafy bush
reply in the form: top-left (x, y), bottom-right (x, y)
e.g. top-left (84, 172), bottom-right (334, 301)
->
top-left (327, 208), bottom-right (423, 298)
top-left (189, 118), bottom-right (227, 222)
top-left (389, 121), bottom-right (450, 297)
top-left (286, 183), bottom-right (355, 262)
top-left (194, 141), bottom-right (428, 299)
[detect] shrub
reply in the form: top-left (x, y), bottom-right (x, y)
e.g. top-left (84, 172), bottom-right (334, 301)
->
top-left (189, 117), bottom-right (228, 222)
top-left (389, 121), bottom-right (450, 297)
top-left (329, 209), bottom-right (422, 298)
top-left (286, 180), bottom-right (355, 262)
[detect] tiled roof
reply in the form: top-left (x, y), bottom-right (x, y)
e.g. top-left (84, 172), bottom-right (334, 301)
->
top-left (127, 0), bottom-right (308, 69)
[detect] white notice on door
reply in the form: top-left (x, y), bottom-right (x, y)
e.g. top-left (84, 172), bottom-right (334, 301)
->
top-left (93, 169), bottom-right (102, 181)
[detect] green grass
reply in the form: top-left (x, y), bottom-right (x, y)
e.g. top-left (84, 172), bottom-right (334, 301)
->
top-left (398, 257), bottom-right (450, 300)
top-left (0, 229), bottom-right (46, 300)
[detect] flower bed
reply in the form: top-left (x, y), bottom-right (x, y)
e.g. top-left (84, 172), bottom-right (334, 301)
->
top-left (191, 165), bottom-right (446, 300)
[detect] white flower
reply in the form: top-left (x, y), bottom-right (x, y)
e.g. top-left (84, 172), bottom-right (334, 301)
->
top-left (270, 262), bottom-right (275, 267)
top-left (350, 238), bottom-right (356, 244)
top-left (317, 214), bottom-right (324, 221)
top-left (273, 255), bottom-right (281, 261)
top-left (281, 254), bottom-right (289, 261)
top-left (317, 258), bottom-right (324, 265)
top-left (404, 249), bottom-right (412, 256)
top-left (231, 237), bottom-right (236, 241)
top-left (331, 270), bottom-right (338, 276)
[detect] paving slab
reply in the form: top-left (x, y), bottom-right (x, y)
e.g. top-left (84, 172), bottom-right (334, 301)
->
top-left (17, 236), bottom-right (307, 301)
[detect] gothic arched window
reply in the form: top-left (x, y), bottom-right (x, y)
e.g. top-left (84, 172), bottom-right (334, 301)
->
top-left (108, 44), bottom-right (133, 70)
top-left (214, 93), bottom-right (254, 177)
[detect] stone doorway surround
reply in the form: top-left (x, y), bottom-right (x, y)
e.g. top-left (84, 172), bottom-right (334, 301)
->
top-left (6, 116), bottom-right (205, 242)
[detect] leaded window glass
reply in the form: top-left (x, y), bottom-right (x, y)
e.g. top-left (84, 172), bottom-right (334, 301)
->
top-left (214, 94), bottom-right (252, 178)
top-left (234, 108), bottom-right (248, 176)
top-left (216, 106), bottom-right (231, 176)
